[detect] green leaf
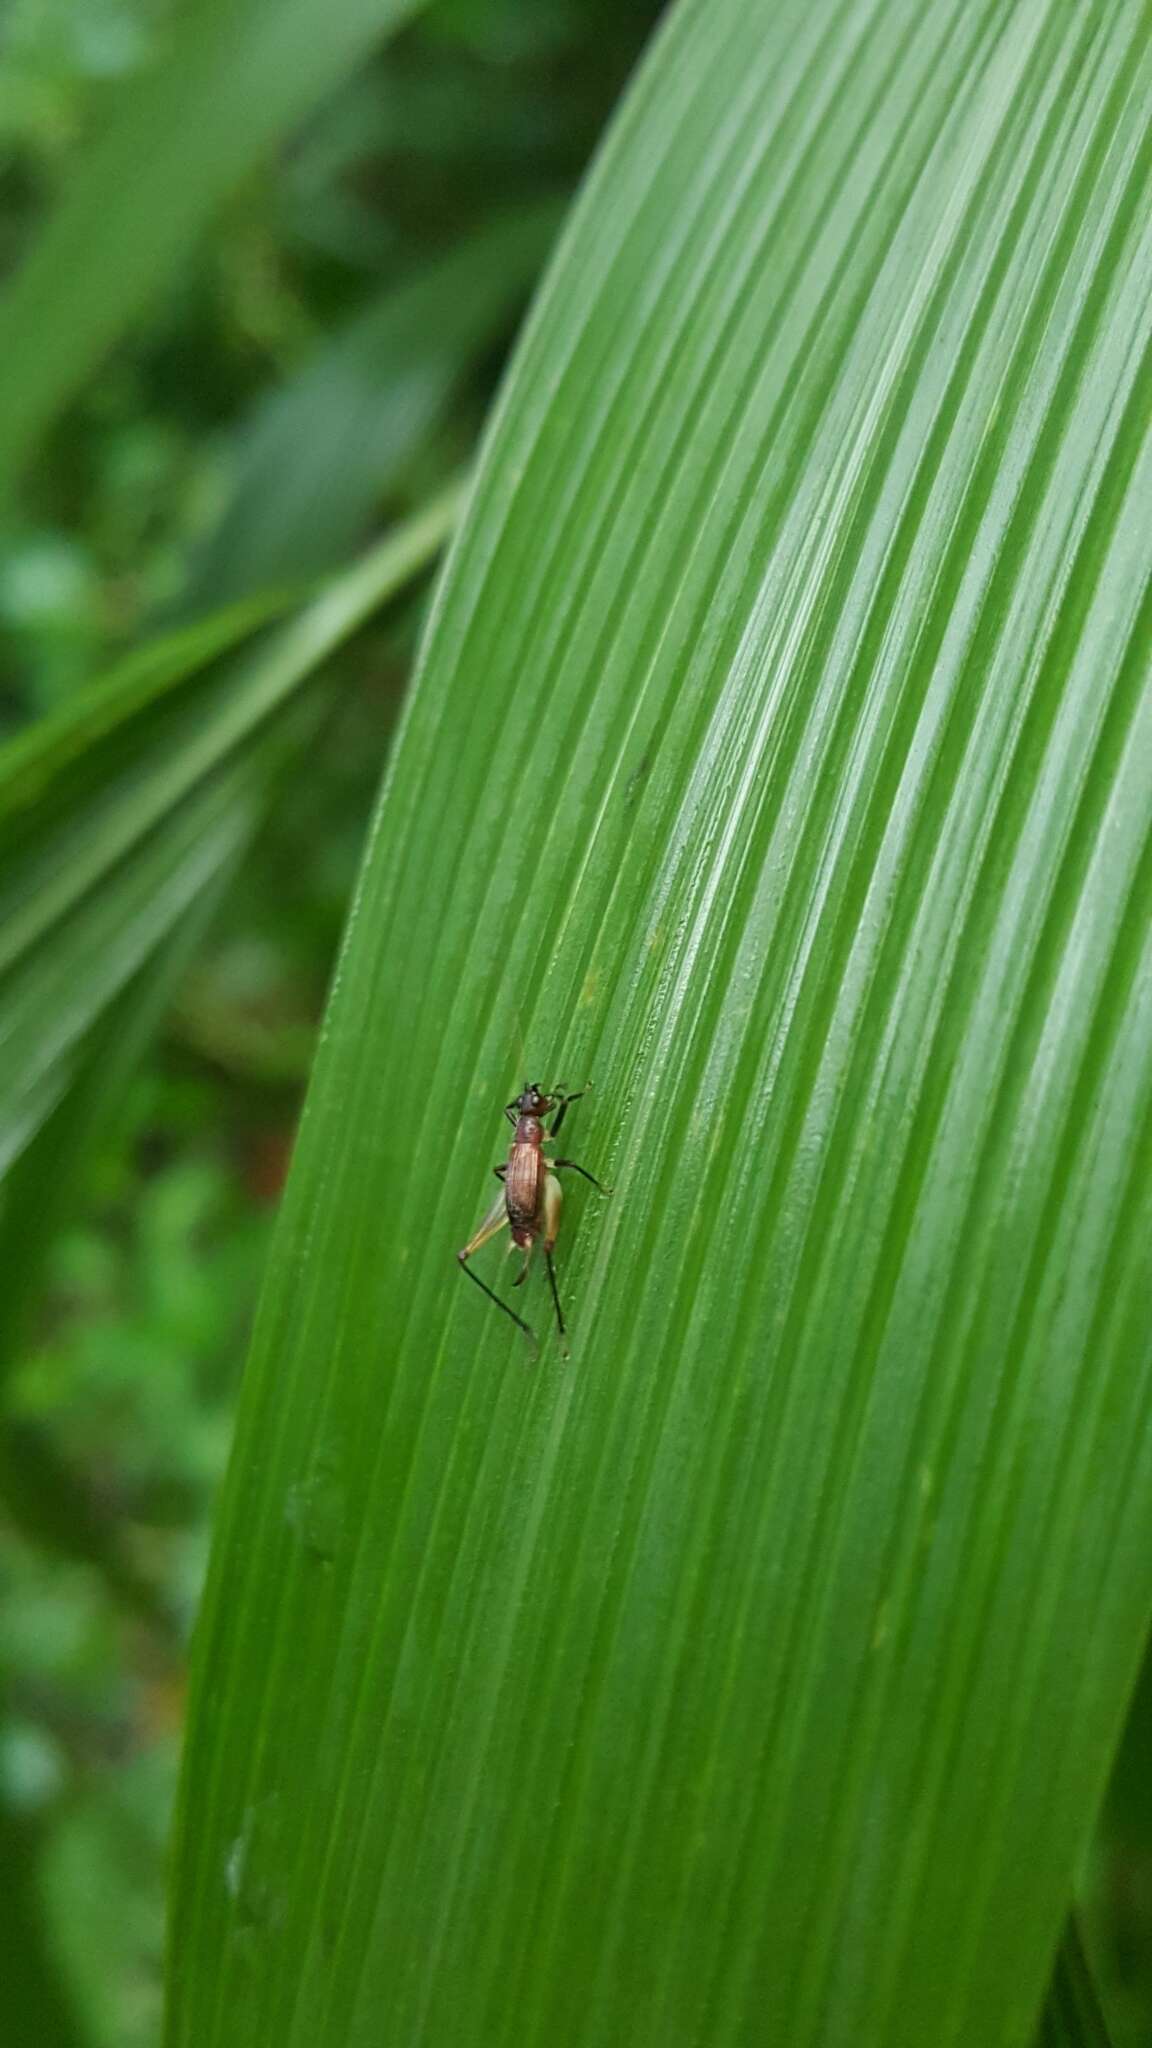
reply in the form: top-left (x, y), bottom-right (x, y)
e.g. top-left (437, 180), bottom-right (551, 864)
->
top-left (0, 485), bottom-right (462, 1175)
top-left (0, 887), bottom-right (233, 1609)
top-left (181, 201), bottom-right (563, 608)
top-left (1034, 1924), bottom-right (1114, 2048)
top-left (0, 0), bottom-right (424, 491)
top-left (0, 1799), bottom-right (87, 2048)
top-left (170, 3), bottom-right (1152, 2045)
top-left (0, 592), bottom-right (291, 813)
top-left (0, 134), bottom-right (497, 1385)
top-left (1081, 1632), bottom-right (1152, 2036)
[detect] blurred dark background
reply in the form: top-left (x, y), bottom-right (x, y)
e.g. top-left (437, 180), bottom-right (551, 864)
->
top-left (0, 5), bottom-right (661, 2040)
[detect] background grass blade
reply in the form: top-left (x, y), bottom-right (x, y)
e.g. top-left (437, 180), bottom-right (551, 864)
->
top-left (1082, 1638), bottom-right (1152, 2033)
top-left (0, 0), bottom-right (426, 492)
top-left (170, 1), bottom-right (1152, 2043)
top-left (0, 887), bottom-right (235, 1596)
top-left (1035, 1924), bottom-right (1115, 2048)
top-left (0, 487), bottom-right (461, 1172)
top-left (2, 1795), bottom-right (88, 2048)
top-left (180, 203), bottom-right (562, 609)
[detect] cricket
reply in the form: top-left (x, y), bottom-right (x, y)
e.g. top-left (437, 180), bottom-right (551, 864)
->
top-left (457, 1082), bottom-right (610, 1356)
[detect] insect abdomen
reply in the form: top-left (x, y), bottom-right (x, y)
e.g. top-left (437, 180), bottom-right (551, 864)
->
top-left (505, 1145), bottom-right (541, 1242)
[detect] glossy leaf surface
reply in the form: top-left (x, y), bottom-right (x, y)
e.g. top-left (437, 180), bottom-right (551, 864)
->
top-left (171, 3), bottom-right (1152, 2044)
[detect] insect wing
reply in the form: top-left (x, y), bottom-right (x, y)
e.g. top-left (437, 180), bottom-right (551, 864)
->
top-left (543, 1170), bottom-right (563, 1252)
top-left (460, 1189), bottom-right (509, 1260)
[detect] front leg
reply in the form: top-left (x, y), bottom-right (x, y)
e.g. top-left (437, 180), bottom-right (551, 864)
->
top-left (549, 1088), bottom-right (588, 1139)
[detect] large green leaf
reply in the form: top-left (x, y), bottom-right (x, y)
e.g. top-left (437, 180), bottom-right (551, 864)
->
top-left (170, 2), bottom-right (1152, 2045)
top-left (0, 0), bottom-right (423, 490)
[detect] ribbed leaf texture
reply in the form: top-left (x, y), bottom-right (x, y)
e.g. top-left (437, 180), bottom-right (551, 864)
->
top-left (170, 2), bottom-right (1152, 2044)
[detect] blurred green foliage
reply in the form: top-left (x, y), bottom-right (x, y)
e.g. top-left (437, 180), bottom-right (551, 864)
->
top-left (0, 2), bottom-right (661, 2040)
top-left (0, 0), bottom-right (658, 715)
top-left (2, 1064), bottom-right (273, 2048)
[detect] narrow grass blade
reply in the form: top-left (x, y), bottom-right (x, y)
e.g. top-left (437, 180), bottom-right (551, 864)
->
top-left (1034, 1924), bottom-right (1115, 2048)
top-left (182, 202), bottom-right (562, 608)
top-left (0, 486), bottom-right (462, 1171)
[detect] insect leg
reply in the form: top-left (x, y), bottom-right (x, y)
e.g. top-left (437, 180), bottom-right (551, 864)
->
top-left (511, 1242), bottom-right (534, 1289)
top-left (549, 1087), bottom-right (588, 1139)
top-left (458, 1196), bottom-right (537, 1353)
top-left (492, 1163), bottom-right (508, 1180)
top-left (538, 1174), bottom-right (568, 1351)
top-left (544, 1249), bottom-right (569, 1356)
top-left (459, 1260), bottom-right (536, 1351)
top-left (554, 1158), bottom-right (612, 1194)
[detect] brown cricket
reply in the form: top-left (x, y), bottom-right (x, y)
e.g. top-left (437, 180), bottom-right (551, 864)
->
top-left (457, 1083), bottom-right (610, 1355)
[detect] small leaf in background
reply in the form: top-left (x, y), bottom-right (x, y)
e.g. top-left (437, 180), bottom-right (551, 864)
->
top-left (1083, 1645), bottom-right (1152, 2045)
top-left (1035, 1924), bottom-right (1115, 2048)
top-left (0, 0), bottom-right (426, 491)
top-left (180, 203), bottom-right (563, 608)
top-left (0, 485), bottom-right (461, 1175)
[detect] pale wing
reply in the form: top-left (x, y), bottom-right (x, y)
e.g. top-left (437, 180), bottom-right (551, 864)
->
top-left (542, 1170), bottom-right (563, 1251)
top-left (459, 1189), bottom-right (508, 1260)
